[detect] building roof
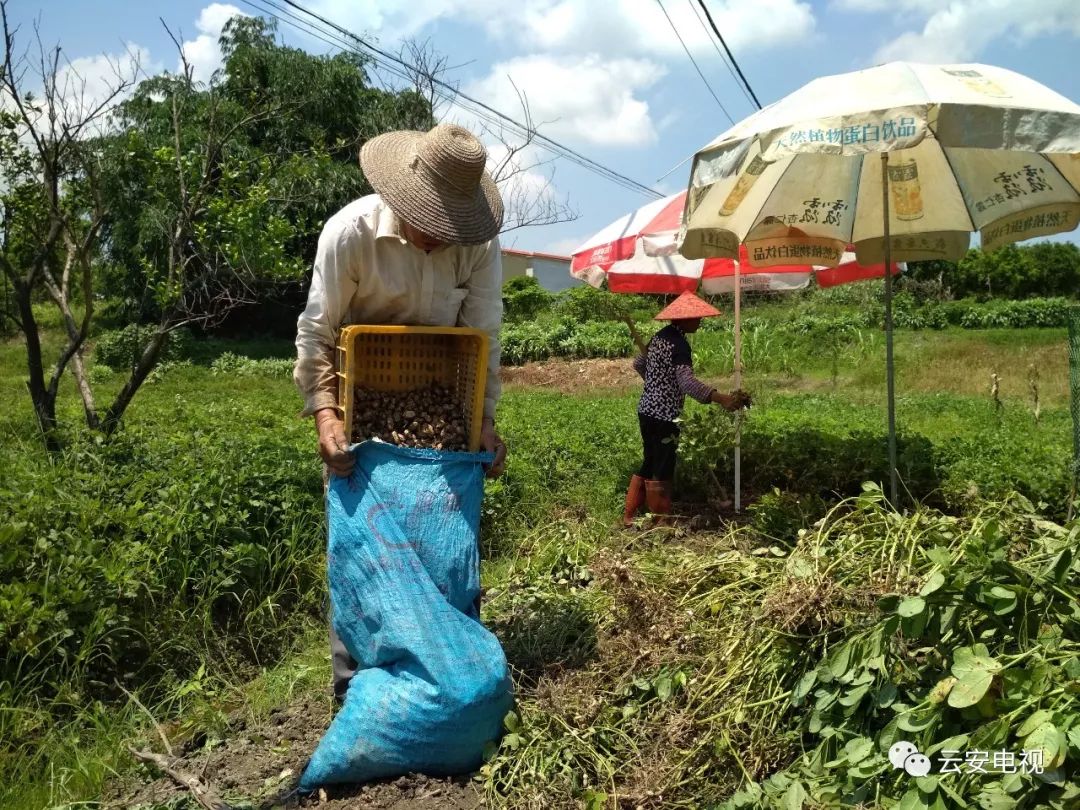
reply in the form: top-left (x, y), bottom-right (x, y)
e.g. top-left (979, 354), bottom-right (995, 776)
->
top-left (501, 248), bottom-right (571, 263)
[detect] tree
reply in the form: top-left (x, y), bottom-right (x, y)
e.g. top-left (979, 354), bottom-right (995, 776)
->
top-left (0, 0), bottom-right (137, 443)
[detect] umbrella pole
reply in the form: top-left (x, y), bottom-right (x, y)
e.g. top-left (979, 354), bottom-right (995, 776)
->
top-left (881, 153), bottom-right (899, 507)
top-left (734, 258), bottom-right (743, 513)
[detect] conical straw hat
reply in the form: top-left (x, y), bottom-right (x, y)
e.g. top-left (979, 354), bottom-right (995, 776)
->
top-left (653, 291), bottom-right (723, 321)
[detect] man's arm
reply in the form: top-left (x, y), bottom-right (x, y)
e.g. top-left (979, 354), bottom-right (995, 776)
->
top-left (457, 236), bottom-right (505, 476)
top-left (295, 218), bottom-right (359, 475)
top-left (457, 236), bottom-right (503, 423)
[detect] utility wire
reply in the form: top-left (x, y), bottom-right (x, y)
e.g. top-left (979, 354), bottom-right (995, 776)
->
top-left (695, 0), bottom-right (762, 110)
top-left (248, 0), bottom-right (663, 199)
top-left (685, 0), bottom-right (755, 110)
top-left (654, 0), bottom-right (734, 126)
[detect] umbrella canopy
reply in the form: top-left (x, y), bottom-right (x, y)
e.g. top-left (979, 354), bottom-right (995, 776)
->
top-left (679, 61), bottom-right (1080, 267)
top-left (571, 191), bottom-right (898, 294)
top-left (676, 60), bottom-right (1080, 505)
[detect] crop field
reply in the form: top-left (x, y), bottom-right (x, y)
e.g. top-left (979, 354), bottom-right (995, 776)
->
top-left (2, 291), bottom-right (1079, 809)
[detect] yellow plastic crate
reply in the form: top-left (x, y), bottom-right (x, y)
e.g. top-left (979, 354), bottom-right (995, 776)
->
top-left (336, 325), bottom-right (489, 452)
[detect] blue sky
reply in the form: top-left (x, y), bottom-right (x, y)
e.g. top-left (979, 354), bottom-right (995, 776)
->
top-left (21, 0), bottom-right (1080, 255)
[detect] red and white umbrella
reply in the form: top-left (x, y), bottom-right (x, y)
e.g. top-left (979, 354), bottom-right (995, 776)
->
top-left (570, 190), bottom-right (899, 513)
top-left (570, 190), bottom-right (899, 293)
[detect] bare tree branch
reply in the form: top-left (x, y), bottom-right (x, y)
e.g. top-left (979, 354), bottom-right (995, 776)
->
top-left (0, 0), bottom-right (136, 441)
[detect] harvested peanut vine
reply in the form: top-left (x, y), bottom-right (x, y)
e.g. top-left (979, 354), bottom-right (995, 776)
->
top-left (350, 383), bottom-right (469, 451)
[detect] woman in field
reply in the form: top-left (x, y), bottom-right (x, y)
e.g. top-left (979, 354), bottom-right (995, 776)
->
top-left (623, 291), bottom-right (751, 526)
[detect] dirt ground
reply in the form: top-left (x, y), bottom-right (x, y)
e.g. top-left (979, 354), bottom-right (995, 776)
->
top-left (499, 357), bottom-right (646, 393)
top-left (110, 695), bottom-right (483, 809)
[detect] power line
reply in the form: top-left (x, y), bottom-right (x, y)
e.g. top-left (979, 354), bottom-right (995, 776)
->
top-left (695, 0), bottom-right (762, 110)
top-left (245, 0), bottom-right (658, 198)
top-left (654, 0), bottom-right (734, 126)
top-left (685, 0), bottom-right (755, 110)
top-left (244, 0), bottom-right (664, 199)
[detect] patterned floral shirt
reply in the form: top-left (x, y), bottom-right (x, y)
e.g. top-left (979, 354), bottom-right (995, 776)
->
top-left (633, 324), bottom-right (714, 422)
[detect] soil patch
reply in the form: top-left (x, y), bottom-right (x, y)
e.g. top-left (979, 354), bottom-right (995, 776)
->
top-left (109, 695), bottom-right (484, 809)
top-left (500, 358), bottom-right (643, 394)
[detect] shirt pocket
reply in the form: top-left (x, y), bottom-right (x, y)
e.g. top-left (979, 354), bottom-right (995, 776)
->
top-left (437, 286), bottom-right (470, 325)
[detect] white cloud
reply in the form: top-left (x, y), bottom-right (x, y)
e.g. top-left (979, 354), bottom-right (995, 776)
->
top-left (179, 3), bottom-right (248, 83)
top-left (57, 44), bottom-right (158, 117)
top-left (853, 0), bottom-right (1080, 64)
top-left (2, 44), bottom-right (160, 140)
top-left (496, 0), bottom-right (816, 58)
top-left (485, 141), bottom-right (565, 229)
top-left (308, 0), bottom-right (815, 59)
top-left (465, 55), bottom-right (665, 147)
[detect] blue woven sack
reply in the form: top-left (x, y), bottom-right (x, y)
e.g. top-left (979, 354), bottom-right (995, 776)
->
top-left (299, 441), bottom-right (513, 790)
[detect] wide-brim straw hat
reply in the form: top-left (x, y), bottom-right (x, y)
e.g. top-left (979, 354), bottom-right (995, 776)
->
top-left (654, 291), bottom-right (723, 321)
top-left (360, 123), bottom-right (504, 246)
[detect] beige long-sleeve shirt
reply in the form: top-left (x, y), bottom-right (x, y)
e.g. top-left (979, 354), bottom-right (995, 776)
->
top-left (293, 194), bottom-right (503, 420)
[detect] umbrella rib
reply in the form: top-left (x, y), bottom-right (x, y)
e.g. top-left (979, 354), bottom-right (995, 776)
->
top-left (935, 138), bottom-right (977, 233)
top-left (1040, 152), bottom-right (1080, 201)
top-left (743, 152), bottom-right (802, 250)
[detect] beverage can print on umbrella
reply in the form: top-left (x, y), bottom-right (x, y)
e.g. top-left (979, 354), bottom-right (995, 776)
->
top-left (888, 158), bottom-right (925, 221)
top-left (719, 154), bottom-right (771, 217)
top-left (942, 68), bottom-right (1010, 98)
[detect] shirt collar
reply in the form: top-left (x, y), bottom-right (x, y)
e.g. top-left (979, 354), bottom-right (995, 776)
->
top-left (373, 198), bottom-right (407, 243)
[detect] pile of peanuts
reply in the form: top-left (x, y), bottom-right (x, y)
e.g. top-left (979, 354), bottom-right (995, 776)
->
top-left (350, 383), bottom-right (468, 451)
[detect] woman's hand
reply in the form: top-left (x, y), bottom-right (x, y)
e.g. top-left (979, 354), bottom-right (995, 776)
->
top-left (710, 389), bottom-right (752, 412)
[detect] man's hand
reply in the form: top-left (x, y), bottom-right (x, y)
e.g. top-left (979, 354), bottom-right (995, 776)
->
top-left (481, 416), bottom-right (506, 479)
top-left (316, 408), bottom-right (355, 477)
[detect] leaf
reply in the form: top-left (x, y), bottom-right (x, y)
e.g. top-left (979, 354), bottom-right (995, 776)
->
top-left (898, 596), bottom-right (927, 617)
top-left (844, 737), bottom-right (874, 765)
top-left (501, 733), bottom-right (522, 750)
top-left (916, 774), bottom-right (939, 793)
top-left (503, 711), bottom-right (520, 733)
top-left (896, 787), bottom-right (930, 810)
top-left (792, 670), bottom-right (817, 706)
top-left (655, 674), bottom-right (673, 702)
top-left (827, 644), bottom-right (853, 679)
top-left (783, 780), bottom-right (807, 810)
top-left (1018, 709), bottom-right (1053, 737)
top-left (948, 646), bottom-right (1000, 708)
top-left (898, 709), bottom-right (936, 732)
top-left (875, 682), bottom-right (899, 708)
top-left (919, 571), bottom-right (946, 596)
top-left (975, 788), bottom-right (1017, 810)
top-left (838, 684), bottom-right (870, 707)
top-left (1067, 726), bottom-right (1080, 750)
top-left (1023, 722), bottom-right (1065, 769)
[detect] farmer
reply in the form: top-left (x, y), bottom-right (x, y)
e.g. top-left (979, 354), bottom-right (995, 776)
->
top-left (623, 291), bottom-right (751, 526)
top-left (294, 123), bottom-right (508, 703)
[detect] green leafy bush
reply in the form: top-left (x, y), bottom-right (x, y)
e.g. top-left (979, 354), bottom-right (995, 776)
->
top-left (502, 276), bottom-right (554, 322)
top-left (721, 488), bottom-right (1080, 809)
top-left (0, 426), bottom-right (324, 713)
top-left (93, 325), bottom-right (194, 370)
top-left (209, 352), bottom-right (294, 377)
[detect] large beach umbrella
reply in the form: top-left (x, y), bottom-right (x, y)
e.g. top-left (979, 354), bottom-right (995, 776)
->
top-left (570, 190), bottom-right (895, 294)
top-left (571, 192), bottom-right (898, 510)
top-left (679, 61), bottom-right (1080, 503)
